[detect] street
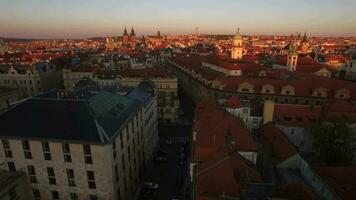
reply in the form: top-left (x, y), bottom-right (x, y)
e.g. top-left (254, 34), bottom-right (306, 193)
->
top-left (139, 94), bottom-right (195, 200)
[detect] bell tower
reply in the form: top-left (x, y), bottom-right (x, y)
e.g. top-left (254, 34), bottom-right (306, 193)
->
top-left (287, 38), bottom-right (298, 71)
top-left (231, 28), bottom-right (243, 60)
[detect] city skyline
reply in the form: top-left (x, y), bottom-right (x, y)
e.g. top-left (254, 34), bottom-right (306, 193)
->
top-left (1, 0), bottom-right (356, 39)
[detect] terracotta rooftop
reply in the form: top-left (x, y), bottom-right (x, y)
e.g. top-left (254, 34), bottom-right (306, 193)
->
top-left (314, 167), bottom-right (356, 200)
top-left (193, 98), bottom-right (257, 162)
top-left (120, 67), bottom-right (174, 79)
top-left (260, 122), bottom-right (298, 166)
top-left (273, 104), bottom-right (322, 127)
top-left (196, 149), bottom-right (261, 199)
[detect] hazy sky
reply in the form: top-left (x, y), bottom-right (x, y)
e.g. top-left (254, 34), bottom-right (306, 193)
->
top-left (1, 0), bottom-right (356, 39)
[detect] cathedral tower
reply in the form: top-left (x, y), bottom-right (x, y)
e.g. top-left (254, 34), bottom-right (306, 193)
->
top-left (231, 28), bottom-right (243, 60)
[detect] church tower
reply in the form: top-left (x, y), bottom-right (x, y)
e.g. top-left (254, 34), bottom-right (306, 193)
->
top-left (300, 31), bottom-right (309, 53)
top-left (129, 27), bottom-right (136, 48)
top-left (286, 38), bottom-right (298, 71)
top-left (123, 27), bottom-right (129, 45)
top-left (231, 28), bottom-right (243, 60)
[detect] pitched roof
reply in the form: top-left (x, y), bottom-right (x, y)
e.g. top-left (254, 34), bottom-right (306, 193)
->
top-left (0, 91), bottom-right (141, 144)
top-left (225, 95), bottom-right (241, 108)
top-left (193, 98), bottom-right (257, 161)
top-left (260, 122), bottom-right (298, 166)
top-left (196, 149), bottom-right (261, 199)
top-left (314, 167), bottom-right (356, 200)
top-left (273, 104), bottom-right (322, 127)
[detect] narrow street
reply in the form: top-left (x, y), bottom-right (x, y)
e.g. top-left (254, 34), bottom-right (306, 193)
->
top-left (139, 94), bottom-right (195, 200)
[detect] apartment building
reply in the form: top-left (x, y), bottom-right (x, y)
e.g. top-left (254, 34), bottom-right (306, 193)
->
top-left (63, 66), bottom-right (179, 123)
top-left (0, 86), bottom-right (157, 200)
top-left (0, 62), bottom-right (63, 99)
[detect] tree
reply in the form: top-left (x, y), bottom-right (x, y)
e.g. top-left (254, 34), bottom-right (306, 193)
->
top-left (308, 116), bottom-right (354, 166)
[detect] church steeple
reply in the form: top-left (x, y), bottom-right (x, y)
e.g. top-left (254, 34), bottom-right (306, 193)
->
top-left (123, 27), bottom-right (128, 36)
top-left (130, 27), bottom-right (135, 36)
top-left (302, 31), bottom-right (307, 43)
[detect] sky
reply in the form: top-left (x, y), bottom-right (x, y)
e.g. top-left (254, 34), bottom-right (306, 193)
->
top-left (0, 0), bottom-right (356, 39)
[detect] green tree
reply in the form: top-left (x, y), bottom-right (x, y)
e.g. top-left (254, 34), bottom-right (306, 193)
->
top-left (308, 116), bottom-right (354, 166)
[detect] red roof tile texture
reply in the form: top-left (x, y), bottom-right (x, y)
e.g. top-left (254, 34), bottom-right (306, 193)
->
top-left (260, 122), bottom-right (298, 165)
top-left (193, 98), bottom-right (257, 162)
top-left (314, 167), bottom-right (356, 200)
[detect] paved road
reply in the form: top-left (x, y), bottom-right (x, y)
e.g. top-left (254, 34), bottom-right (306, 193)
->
top-left (140, 94), bottom-right (194, 200)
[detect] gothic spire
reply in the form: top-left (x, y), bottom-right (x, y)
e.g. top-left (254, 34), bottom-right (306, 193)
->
top-left (123, 27), bottom-right (128, 36)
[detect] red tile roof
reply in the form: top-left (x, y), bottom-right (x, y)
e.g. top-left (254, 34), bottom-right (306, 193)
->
top-left (274, 104), bottom-right (322, 127)
top-left (260, 122), bottom-right (298, 166)
top-left (314, 167), bottom-right (356, 200)
top-left (193, 98), bottom-right (257, 162)
top-left (196, 149), bottom-right (261, 199)
top-left (225, 95), bottom-right (241, 108)
top-left (170, 54), bottom-right (356, 100)
top-left (121, 67), bottom-right (174, 79)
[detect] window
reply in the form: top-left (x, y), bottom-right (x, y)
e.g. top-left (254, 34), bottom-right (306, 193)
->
top-left (33, 189), bottom-right (40, 200)
top-left (83, 145), bottom-right (93, 164)
top-left (87, 171), bottom-right (96, 189)
top-left (2, 139), bottom-right (10, 149)
top-left (44, 153), bottom-right (52, 161)
top-left (22, 140), bottom-right (32, 159)
top-left (8, 162), bottom-right (16, 172)
top-left (62, 144), bottom-right (70, 153)
top-left (42, 142), bottom-right (51, 161)
top-left (115, 165), bottom-right (119, 182)
top-left (51, 191), bottom-right (59, 200)
top-left (42, 142), bottom-right (50, 151)
top-left (47, 167), bottom-right (56, 185)
top-left (67, 169), bottom-right (76, 187)
top-left (24, 151), bottom-right (32, 159)
top-left (70, 193), bottom-right (78, 200)
top-left (89, 195), bottom-right (98, 200)
top-left (85, 156), bottom-right (92, 164)
top-left (122, 155), bottom-right (125, 171)
top-left (5, 149), bottom-right (12, 158)
top-left (22, 140), bottom-right (30, 150)
top-left (83, 145), bottom-right (91, 154)
top-left (27, 165), bottom-right (37, 183)
top-left (62, 144), bottom-right (72, 162)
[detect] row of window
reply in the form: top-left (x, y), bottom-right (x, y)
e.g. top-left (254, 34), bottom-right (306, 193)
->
top-left (2, 140), bottom-right (93, 164)
top-left (32, 189), bottom-right (98, 200)
top-left (7, 162), bottom-right (97, 189)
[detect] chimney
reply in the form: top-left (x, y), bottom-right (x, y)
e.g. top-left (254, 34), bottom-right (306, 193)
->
top-left (263, 100), bottom-right (275, 124)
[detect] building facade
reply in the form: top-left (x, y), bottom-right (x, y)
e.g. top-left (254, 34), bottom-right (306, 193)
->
top-left (62, 67), bottom-right (179, 123)
top-left (0, 87), bottom-right (157, 200)
top-left (0, 62), bottom-right (63, 99)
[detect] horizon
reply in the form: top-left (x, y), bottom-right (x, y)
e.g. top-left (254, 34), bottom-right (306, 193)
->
top-left (1, 0), bottom-right (356, 39)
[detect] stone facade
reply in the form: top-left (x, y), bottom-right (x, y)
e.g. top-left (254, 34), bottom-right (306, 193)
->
top-left (0, 106), bottom-right (146, 200)
top-left (0, 62), bottom-right (63, 99)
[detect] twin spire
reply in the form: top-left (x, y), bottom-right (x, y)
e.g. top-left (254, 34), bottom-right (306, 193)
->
top-left (123, 27), bottom-right (135, 36)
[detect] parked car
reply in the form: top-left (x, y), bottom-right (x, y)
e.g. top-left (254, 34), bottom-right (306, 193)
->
top-left (143, 182), bottom-right (159, 190)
